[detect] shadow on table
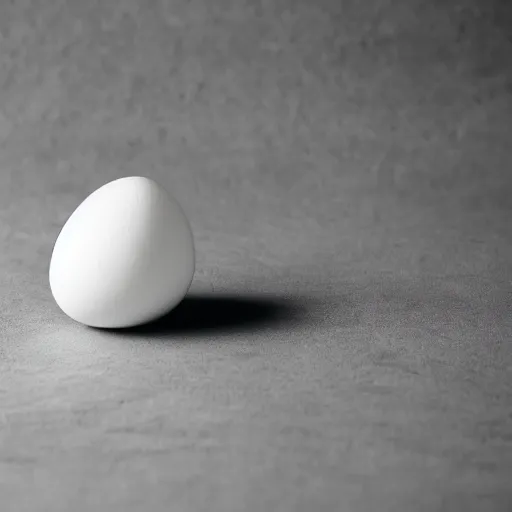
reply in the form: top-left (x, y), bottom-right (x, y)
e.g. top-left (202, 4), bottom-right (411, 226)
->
top-left (102, 293), bottom-right (309, 337)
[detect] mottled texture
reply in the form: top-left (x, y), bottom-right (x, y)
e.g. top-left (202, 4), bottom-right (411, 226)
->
top-left (1, 1), bottom-right (512, 511)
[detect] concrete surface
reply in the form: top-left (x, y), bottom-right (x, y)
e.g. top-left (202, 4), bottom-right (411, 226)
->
top-left (1, 1), bottom-right (511, 511)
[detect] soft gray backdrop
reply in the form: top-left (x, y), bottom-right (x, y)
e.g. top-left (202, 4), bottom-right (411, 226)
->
top-left (1, 1), bottom-right (511, 511)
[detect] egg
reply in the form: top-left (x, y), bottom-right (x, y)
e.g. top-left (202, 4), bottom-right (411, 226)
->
top-left (49, 176), bottom-right (195, 328)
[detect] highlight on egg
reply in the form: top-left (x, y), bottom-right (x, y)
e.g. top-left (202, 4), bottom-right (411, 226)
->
top-left (49, 176), bottom-right (195, 329)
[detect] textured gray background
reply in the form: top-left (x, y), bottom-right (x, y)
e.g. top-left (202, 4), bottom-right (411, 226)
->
top-left (1, 1), bottom-right (512, 511)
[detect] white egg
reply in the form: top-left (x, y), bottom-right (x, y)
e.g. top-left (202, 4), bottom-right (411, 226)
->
top-left (49, 176), bottom-right (195, 328)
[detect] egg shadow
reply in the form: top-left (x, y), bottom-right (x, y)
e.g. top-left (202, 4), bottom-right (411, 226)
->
top-left (104, 293), bottom-right (309, 338)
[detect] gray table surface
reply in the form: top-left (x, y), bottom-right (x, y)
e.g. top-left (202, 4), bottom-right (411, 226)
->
top-left (1, 1), bottom-right (512, 511)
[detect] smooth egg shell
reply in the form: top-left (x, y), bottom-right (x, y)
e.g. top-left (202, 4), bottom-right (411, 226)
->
top-left (49, 176), bottom-right (195, 328)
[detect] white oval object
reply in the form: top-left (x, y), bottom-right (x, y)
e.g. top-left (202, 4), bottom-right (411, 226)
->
top-left (49, 176), bottom-right (195, 328)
